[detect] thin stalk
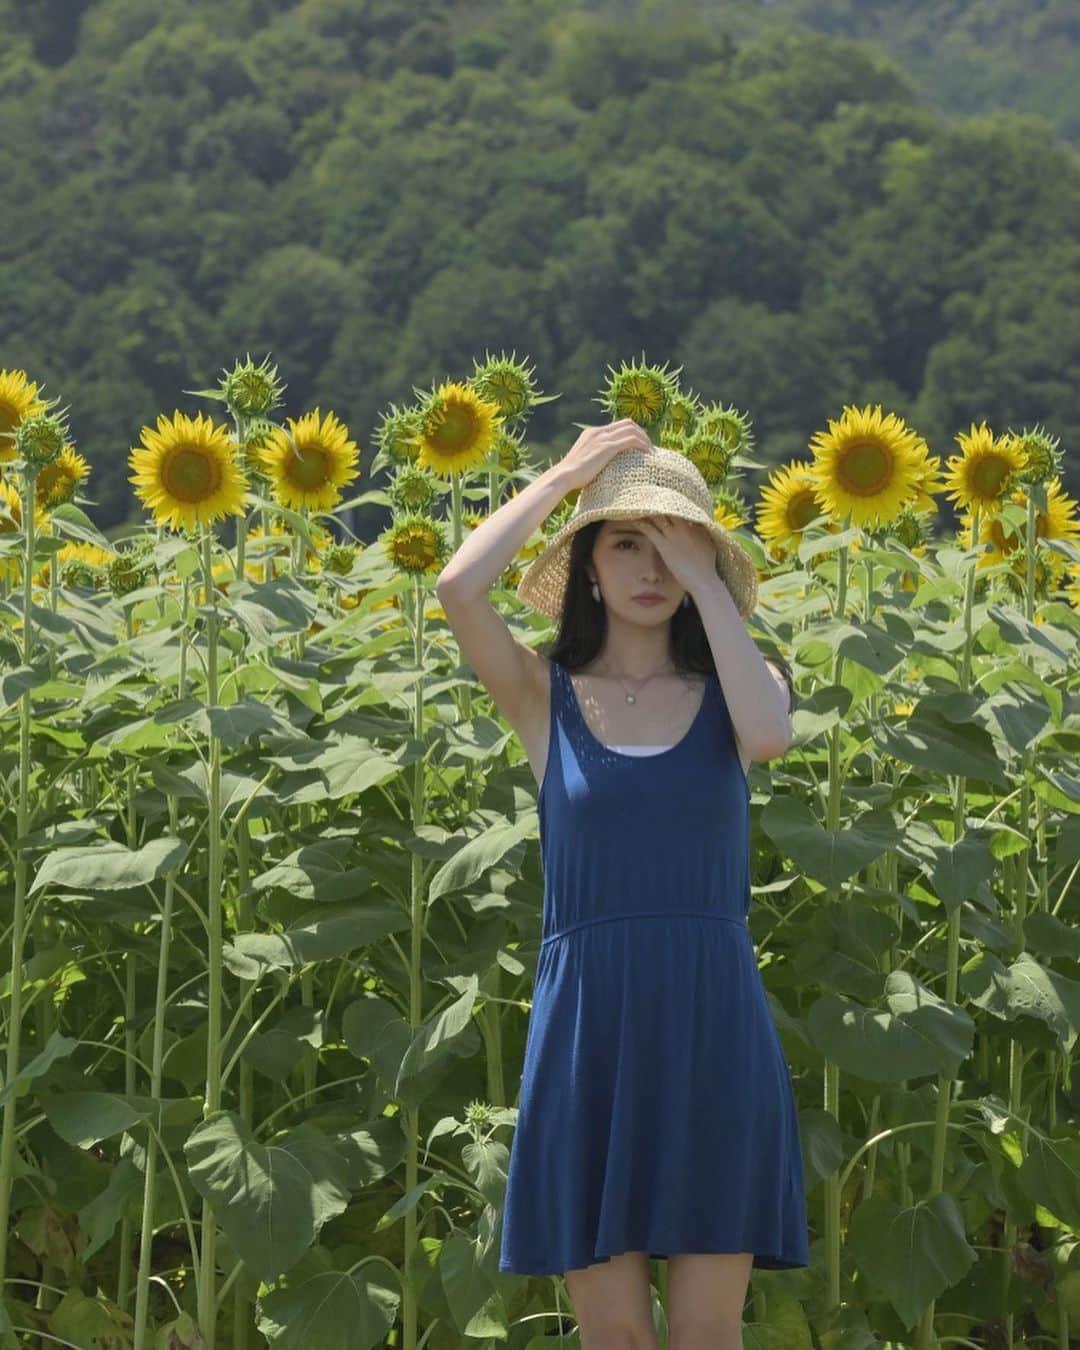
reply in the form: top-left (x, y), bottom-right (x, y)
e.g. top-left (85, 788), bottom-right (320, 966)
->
top-left (194, 527), bottom-right (225, 1347)
top-left (133, 795), bottom-right (181, 1345)
top-left (917, 504), bottom-right (981, 1350)
top-left (0, 468), bottom-right (43, 1292)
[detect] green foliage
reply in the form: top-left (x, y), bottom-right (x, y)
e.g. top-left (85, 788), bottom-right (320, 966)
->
top-left (0, 0), bottom-right (1078, 536)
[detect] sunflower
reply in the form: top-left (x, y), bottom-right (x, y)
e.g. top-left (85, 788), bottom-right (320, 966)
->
top-left (902, 435), bottom-right (947, 515)
top-left (372, 403), bottom-right (425, 469)
top-left (661, 390), bottom-right (701, 441)
top-left (1000, 544), bottom-right (1067, 602)
top-left (755, 460), bottom-right (829, 560)
top-left (1010, 478), bottom-right (1080, 547)
top-left (491, 425), bottom-right (525, 477)
top-left (469, 351), bottom-right (541, 424)
top-left (713, 496), bottom-right (745, 533)
top-left (0, 369), bottom-right (48, 462)
top-left (964, 477), bottom-right (1079, 561)
top-left (807, 404), bottom-right (924, 529)
top-left (600, 355), bottom-right (679, 436)
top-left (412, 381), bottom-right (502, 478)
top-left (34, 539), bottom-right (115, 589)
top-left (941, 423), bottom-right (1025, 517)
top-left (388, 464), bottom-right (438, 514)
top-left (259, 408), bottom-right (360, 512)
top-left (129, 410), bottom-right (249, 532)
top-left (0, 476), bottom-right (49, 585)
top-left (384, 512), bottom-right (451, 577)
top-left (683, 431), bottom-right (734, 487)
top-left (699, 402), bottom-right (754, 456)
top-left (35, 444), bottom-right (91, 511)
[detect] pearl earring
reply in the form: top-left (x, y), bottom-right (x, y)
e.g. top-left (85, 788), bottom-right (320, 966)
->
top-left (682, 593), bottom-right (690, 608)
top-left (591, 581), bottom-right (600, 601)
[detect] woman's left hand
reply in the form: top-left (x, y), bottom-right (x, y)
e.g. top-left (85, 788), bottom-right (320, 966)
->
top-left (635, 514), bottom-right (718, 596)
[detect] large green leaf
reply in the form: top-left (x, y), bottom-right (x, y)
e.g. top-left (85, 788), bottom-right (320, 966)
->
top-left (741, 1292), bottom-right (817, 1349)
top-left (266, 734), bottom-right (405, 803)
top-left (344, 986), bottom-right (481, 1106)
top-left (331, 1118), bottom-right (408, 1189)
top-left (256, 1268), bottom-right (400, 1348)
top-left (28, 836), bottom-right (188, 894)
top-left (761, 800), bottom-right (899, 888)
top-left (428, 814), bottom-right (539, 901)
top-left (962, 950), bottom-right (1080, 1053)
top-left (226, 574), bottom-right (319, 645)
top-left (41, 1091), bottom-right (200, 1148)
top-left (849, 1193), bottom-right (977, 1329)
top-left (1024, 910), bottom-right (1080, 962)
top-left (396, 976), bottom-right (482, 1101)
top-left (223, 899), bottom-right (411, 978)
top-left (0, 1031), bottom-right (77, 1108)
top-left (0, 663), bottom-right (51, 704)
top-left (899, 820), bottom-right (998, 914)
top-left (798, 1107), bottom-right (847, 1189)
top-left (789, 899), bottom-right (900, 1001)
top-left (1017, 1131), bottom-right (1080, 1228)
top-left (805, 992), bottom-right (963, 1082)
top-left (440, 1228), bottom-right (505, 1336)
top-left (78, 1155), bottom-right (144, 1261)
top-left (461, 1138), bottom-right (510, 1209)
top-left (868, 701), bottom-right (1009, 785)
top-left (250, 843), bottom-right (376, 903)
top-left (884, 970), bottom-right (976, 1073)
top-left (342, 995), bottom-right (413, 1091)
top-left (184, 1112), bottom-right (351, 1282)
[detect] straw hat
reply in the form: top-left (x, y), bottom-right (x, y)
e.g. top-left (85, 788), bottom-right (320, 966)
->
top-left (516, 445), bottom-right (758, 619)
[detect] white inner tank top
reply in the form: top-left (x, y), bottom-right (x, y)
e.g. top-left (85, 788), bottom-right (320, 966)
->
top-left (604, 744), bottom-right (675, 756)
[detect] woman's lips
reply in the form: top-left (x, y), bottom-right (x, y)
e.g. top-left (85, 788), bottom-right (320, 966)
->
top-left (633, 595), bottom-right (664, 605)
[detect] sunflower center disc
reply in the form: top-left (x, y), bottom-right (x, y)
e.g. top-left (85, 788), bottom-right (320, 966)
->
top-left (168, 447), bottom-right (221, 501)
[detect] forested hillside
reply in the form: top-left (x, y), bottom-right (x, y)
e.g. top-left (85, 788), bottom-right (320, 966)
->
top-left (1, 0), bottom-right (1077, 531)
top-left (762, 0), bottom-right (1080, 142)
top-left (606, 0), bottom-right (1080, 142)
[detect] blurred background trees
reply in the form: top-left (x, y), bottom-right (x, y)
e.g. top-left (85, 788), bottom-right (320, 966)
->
top-left (1, 0), bottom-right (1076, 534)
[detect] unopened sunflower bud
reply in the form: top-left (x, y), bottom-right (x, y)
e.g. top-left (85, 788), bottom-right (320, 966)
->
top-left (14, 411), bottom-right (68, 468)
top-left (61, 558), bottom-right (101, 588)
top-left (107, 549), bottom-right (155, 597)
top-left (893, 508), bottom-right (927, 550)
top-left (1011, 425), bottom-right (1062, 487)
top-left (470, 352), bottom-right (540, 424)
top-left (388, 464), bottom-right (437, 513)
top-left (220, 354), bottom-right (286, 420)
top-left (323, 543), bottom-right (357, 576)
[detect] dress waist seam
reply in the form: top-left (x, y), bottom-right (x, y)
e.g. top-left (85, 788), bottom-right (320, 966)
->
top-left (540, 909), bottom-right (748, 946)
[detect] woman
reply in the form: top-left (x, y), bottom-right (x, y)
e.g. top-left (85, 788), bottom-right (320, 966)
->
top-left (436, 419), bottom-right (808, 1349)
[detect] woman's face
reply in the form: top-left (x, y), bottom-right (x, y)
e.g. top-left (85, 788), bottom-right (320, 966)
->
top-left (586, 517), bottom-right (682, 620)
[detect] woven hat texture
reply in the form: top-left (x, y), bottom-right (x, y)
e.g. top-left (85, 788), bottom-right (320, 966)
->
top-left (516, 446), bottom-right (758, 619)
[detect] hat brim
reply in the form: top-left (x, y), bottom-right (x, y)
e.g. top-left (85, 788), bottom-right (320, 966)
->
top-left (516, 494), bottom-right (758, 619)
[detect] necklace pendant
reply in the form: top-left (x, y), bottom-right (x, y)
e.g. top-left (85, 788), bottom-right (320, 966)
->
top-left (625, 693), bottom-right (636, 704)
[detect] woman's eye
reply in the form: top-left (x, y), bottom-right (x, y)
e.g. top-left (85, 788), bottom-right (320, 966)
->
top-left (616, 539), bottom-right (637, 549)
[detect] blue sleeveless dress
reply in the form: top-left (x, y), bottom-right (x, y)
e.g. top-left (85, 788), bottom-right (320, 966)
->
top-left (497, 658), bottom-right (809, 1276)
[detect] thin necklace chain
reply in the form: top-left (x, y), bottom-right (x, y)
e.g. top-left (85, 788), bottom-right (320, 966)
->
top-left (589, 659), bottom-right (689, 706)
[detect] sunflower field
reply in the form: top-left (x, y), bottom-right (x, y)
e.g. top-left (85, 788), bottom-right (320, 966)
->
top-left (0, 352), bottom-right (1079, 1350)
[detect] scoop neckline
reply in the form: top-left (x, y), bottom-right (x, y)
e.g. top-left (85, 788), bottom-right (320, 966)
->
top-left (559, 662), bottom-right (712, 762)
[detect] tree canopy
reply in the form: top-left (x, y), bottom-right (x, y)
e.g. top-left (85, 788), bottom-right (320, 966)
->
top-left (0, 0), bottom-right (1076, 531)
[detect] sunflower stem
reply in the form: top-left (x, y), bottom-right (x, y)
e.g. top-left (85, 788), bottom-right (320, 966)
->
top-left (0, 468), bottom-right (40, 1299)
top-left (195, 525), bottom-right (225, 1347)
top-left (133, 792), bottom-right (180, 1346)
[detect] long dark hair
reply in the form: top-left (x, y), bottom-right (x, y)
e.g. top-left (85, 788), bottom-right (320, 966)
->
top-left (539, 519), bottom-right (797, 711)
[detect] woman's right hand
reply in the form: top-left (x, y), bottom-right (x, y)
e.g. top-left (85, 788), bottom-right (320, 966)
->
top-left (556, 419), bottom-right (654, 492)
